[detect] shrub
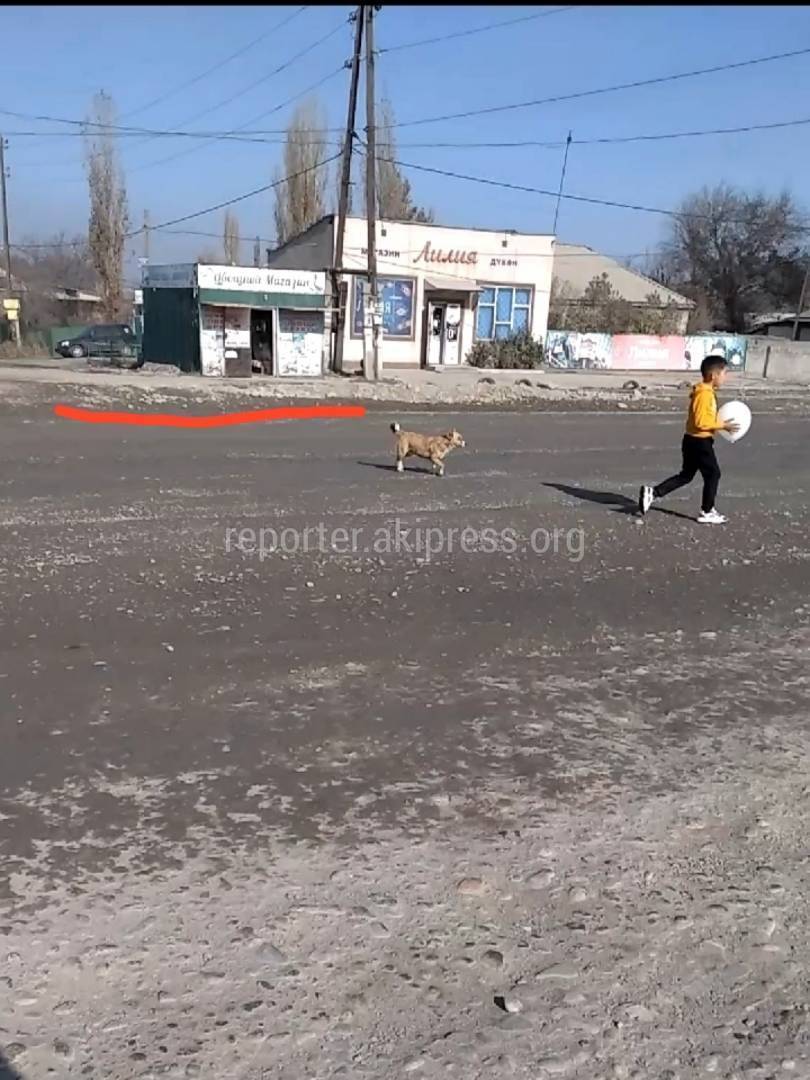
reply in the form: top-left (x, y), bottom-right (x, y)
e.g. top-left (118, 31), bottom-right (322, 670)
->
top-left (466, 332), bottom-right (545, 370)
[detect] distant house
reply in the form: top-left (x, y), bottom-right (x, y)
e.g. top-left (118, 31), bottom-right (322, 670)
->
top-left (0, 266), bottom-right (24, 292)
top-left (1, 268), bottom-right (104, 322)
top-left (552, 243), bottom-right (695, 334)
top-left (49, 286), bottom-right (104, 323)
top-left (748, 311), bottom-right (810, 342)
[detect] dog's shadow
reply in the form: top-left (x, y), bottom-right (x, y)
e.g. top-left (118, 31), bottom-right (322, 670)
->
top-left (357, 460), bottom-right (437, 475)
top-left (543, 483), bottom-right (694, 522)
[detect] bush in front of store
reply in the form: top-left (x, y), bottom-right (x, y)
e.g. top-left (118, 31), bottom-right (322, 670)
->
top-left (467, 332), bottom-right (546, 370)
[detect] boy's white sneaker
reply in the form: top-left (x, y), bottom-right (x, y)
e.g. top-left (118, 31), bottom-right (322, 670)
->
top-left (697, 508), bottom-right (727, 525)
top-left (638, 485), bottom-right (654, 515)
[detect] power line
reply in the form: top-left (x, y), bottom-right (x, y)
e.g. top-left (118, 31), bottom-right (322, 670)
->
top-left (396, 115), bottom-right (810, 149)
top-left (9, 12), bottom-right (349, 172)
top-left (9, 112), bottom-right (810, 155)
top-left (126, 63), bottom-right (347, 176)
top-left (17, 6), bottom-right (310, 155)
top-left (8, 130), bottom-right (344, 145)
top-left (123, 6), bottom-right (309, 121)
top-left (8, 42), bottom-right (807, 160)
top-left (377, 6), bottom-right (578, 54)
top-left (360, 146), bottom-right (682, 219)
top-left (6, 65), bottom-right (347, 185)
top-left (11, 151), bottom-right (342, 250)
top-left (388, 45), bottom-right (810, 128)
top-left (156, 16), bottom-right (349, 140)
top-left (364, 148), bottom-right (810, 230)
top-left (11, 230), bottom-right (662, 260)
top-left (1, 5), bottom-right (571, 145)
top-left (140, 150), bottom-right (343, 234)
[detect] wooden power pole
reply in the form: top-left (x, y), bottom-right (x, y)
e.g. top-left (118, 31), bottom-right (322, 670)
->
top-left (143, 208), bottom-right (151, 263)
top-left (0, 136), bottom-right (12, 296)
top-left (363, 4), bottom-right (381, 381)
top-left (552, 131), bottom-right (572, 236)
top-left (0, 135), bottom-right (20, 346)
top-left (332, 4), bottom-right (364, 375)
top-left (792, 266), bottom-right (810, 342)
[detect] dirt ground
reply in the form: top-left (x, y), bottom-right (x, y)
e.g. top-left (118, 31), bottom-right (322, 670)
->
top-left (1, 383), bottom-right (809, 1080)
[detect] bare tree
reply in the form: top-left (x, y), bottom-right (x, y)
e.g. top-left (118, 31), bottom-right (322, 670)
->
top-left (84, 91), bottom-right (129, 320)
top-left (273, 98), bottom-right (330, 246)
top-left (368, 98), bottom-right (433, 223)
top-left (660, 184), bottom-right (808, 331)
top-left (195, 249), bottom-right (220, 264)
top-left (223, 211), bottom-right (240, 264)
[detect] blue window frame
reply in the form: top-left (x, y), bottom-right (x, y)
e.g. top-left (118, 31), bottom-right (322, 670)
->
top-left (475, 284), bottom-right (533, 341)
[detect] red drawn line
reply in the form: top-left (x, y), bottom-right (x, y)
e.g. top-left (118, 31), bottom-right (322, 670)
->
top-left (54, 403), bottom-right (367, 429)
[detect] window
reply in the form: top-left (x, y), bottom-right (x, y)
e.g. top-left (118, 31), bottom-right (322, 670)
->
top-left (352, 277), bottom-right (416, 339)
top-left (475, 285), bottom-right (533, 340)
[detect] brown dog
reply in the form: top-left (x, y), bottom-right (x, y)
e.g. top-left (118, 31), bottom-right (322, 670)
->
top-left (390, 422), bottom-right (466, 476)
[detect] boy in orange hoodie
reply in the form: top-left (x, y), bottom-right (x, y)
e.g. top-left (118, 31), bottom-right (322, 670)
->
top-left (639, 351), bottom-right (739, 525)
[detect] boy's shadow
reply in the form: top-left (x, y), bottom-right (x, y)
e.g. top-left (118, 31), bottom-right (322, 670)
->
top-left (543, 483), bottom-right (694, 522)
top-left (1, 1050), bottom-right (22, 1080)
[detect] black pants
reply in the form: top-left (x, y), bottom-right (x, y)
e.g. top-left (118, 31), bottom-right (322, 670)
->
top-left (654, 434), bottom-right (721, 513)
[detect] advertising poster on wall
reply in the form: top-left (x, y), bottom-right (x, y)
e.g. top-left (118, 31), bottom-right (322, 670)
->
top-left (223, 308), bottom-right (251, 350)
top-left (200, 304), bottom-right (225, 377)
top-left (353, 277), bottom-right (415, 339)
top-left (684, 334), bottom-right (747, 372)
top-left (545, 331), bottom-right (612, 369)
top-left (276, 310), bottom-right (324, 377)
top-left (611, 335), bottom-right (684, 370)
top-left (545, 331), bottom-right (749, 372)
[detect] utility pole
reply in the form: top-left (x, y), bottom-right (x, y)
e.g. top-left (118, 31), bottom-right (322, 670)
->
top-left (331, 3), bottom-right (364, 375)
top-left (253, 235), bottom-right (261, 268)
top-left (363, 4), bottom-right (381, 381)
top-left (791, 266), bottom-right (809, 342)
top-left (143, 208), bottom-right (150, 264)
top-left (0, 135), bottom-right (20, 346)
top-left (552, 131), bottom-right (572, 237)
top-left (0, 136), bottom-right (12, 295)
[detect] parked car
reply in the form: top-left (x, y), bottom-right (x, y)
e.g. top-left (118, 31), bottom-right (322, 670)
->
top-left (56, 324), bottom-right (139, 362)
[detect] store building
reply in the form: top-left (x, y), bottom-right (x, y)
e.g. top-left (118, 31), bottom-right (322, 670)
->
top-left (265, 215), bottom-right (555, 371)
top-left (141, 263), bottom-right (328, 376)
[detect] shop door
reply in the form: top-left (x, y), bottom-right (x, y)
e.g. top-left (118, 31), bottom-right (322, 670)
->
top-left (251, 310), bottom-right (273, 374)
top-left (426, 302), bottom-right (462, 366)
top-left (426, 302), bottom-right (445, 367)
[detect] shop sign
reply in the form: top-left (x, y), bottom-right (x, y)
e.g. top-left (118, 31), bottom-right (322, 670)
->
top-left (413, 240), bottom-right (478, 267)
top-left (197, 265), bottom-right (324, 295)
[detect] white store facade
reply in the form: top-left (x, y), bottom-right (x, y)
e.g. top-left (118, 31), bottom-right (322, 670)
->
top-left (265, 215), bottom-right (555, 371)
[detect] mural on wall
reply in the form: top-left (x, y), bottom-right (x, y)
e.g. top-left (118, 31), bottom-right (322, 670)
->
top-left (545, 331), bottom-right (748, 371)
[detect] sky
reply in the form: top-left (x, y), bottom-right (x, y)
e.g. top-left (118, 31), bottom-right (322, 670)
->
top-left (3, 4), bottom-right (810, 282)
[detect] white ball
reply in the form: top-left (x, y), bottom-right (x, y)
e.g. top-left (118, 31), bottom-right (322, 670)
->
top-left (717, 400), bottom-right (752, 443)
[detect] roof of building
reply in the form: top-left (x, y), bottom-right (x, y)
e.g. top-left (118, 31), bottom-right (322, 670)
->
top-left (749, 310), bottom-right (810, 328)
top-left (553, 243), bottom-right (694, 309)
top-left (346, 215), bottom-right (554, 237)
top-left (50, 286), bottom-right (102, 303)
